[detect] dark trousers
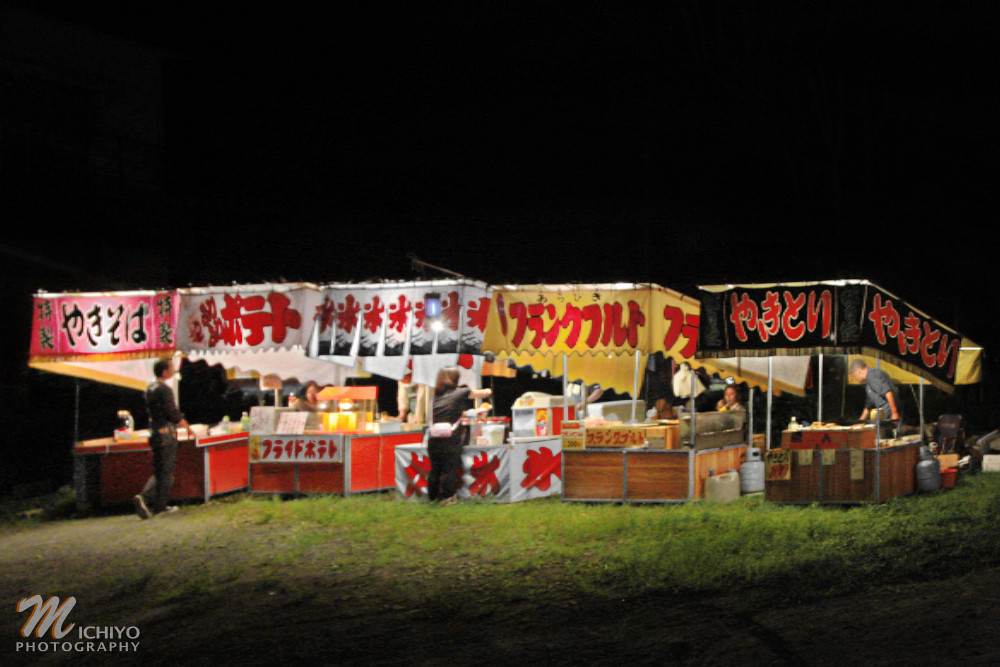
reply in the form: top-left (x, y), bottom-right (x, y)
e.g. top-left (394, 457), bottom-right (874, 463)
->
top-left (427, 439), bottom-right (462, 501)
top-left (140, 436), bottom-right (178, 513)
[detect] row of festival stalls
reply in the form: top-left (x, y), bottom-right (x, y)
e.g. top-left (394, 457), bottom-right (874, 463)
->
top-left (31, 278), bottom-right (984, 509)
top-left (29, 280), bottom-right (496, 509)
top-left (695, 279), bottom-right (984, 504)
top-left (33, 278), bottom-right (786, 509)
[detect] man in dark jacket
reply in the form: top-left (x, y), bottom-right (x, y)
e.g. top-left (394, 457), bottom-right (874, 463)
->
top-left (850, 358), bottom-right (900, 424)
top-left (134, 358), bottom-right (189, 519)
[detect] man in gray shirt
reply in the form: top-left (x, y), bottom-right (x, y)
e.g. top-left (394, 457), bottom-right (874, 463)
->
top-left (850, 358), bottom-right (900, 423)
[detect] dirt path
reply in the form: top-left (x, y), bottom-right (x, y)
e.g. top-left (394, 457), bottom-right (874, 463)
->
top-left (3, 508), bottom-right (1000, 665)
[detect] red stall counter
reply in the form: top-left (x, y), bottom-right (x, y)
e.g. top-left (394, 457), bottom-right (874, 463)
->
top-left (248, 430), bottom-right (426, 496)
top-left (73, 431), bottom-right (250, 510)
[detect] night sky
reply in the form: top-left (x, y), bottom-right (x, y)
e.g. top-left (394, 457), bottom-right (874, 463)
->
top-left (9, 4), bottom-right (997, 296)
top-left (3, 3), bottom-right (998, 488)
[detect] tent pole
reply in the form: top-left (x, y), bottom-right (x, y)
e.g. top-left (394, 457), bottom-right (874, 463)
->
top-left (563, 354), bottom-right (569, 423)
top-left (74, 379), bottom-right (81, 447)
top-left (766, 357), bottom-right (773, 450)
top-left (631, 351), bottom-right (641, 424)
top-left (875, 356), bottom-right (882, 447)
top-left (690, 367), bottom-right (696, 450)
top-left (818, 354), bottom-right (824, 423)
top-left (919, 377), bottom-right (925, 444)
top-left (875, 355), bottom-right (882, 502)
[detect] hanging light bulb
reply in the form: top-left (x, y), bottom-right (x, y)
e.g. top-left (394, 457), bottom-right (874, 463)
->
top-left (425, 292), bottom-right (444, 332)
top-left (424, 292), bottom-right (442, 318)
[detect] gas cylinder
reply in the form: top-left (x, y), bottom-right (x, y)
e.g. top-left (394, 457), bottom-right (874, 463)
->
top-left (740, 448), bottom-right (765, 494)
top-left (915, 446), bottom-right (941, 492)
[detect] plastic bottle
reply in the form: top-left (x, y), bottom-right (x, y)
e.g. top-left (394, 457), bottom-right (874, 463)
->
top-left (740, 447), bottom-right (765, 494)
top-left (706, 470), bottom-right (740, 502)
top-left (789, 416), bottom-right (799, 431)
top-left (241, 411), bottom-right (250, 432)
top-left (221, 415), bottom-right (230, 433)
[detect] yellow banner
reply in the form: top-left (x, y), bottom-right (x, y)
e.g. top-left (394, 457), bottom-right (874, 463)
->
top-left (483, 284), bottom-right (701, 361)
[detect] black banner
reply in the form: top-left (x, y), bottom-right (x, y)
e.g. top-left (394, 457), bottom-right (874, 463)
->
top-left (699, 284), bottom-right (838, 352)
top-left (698, 283), bottom-right (962, 386)
top-left (860, 286), bottom-right (961, 386)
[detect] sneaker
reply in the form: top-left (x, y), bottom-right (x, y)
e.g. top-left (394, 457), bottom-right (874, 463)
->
top-left (133, 495), bottom-right (151, 520)
top-left (440, 496), bottom-right (458, 506)
top-left (159, 505), bottom-right (180, 515)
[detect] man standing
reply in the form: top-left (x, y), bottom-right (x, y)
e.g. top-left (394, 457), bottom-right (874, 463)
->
top-left (134, 358), bottom-right (189, 519)
top-left (850, 358), bottom-right (900, 424)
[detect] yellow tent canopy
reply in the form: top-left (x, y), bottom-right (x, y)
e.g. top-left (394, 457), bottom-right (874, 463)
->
top-left (482, 283), bottom-right (703, 394)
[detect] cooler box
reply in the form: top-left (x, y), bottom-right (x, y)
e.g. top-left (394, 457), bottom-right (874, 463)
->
top-left (511, 393), bottom-right (576, 438)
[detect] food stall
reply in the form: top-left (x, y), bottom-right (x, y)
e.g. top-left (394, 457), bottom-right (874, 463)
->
top-left (31, 284), bottom-right (358, 510)
top-left (697, 279), bottom-right (983, 504)
top-left (294, 279), bottom-right (497, 497)
top-left (304, 278), bottom-right (557, 504)
top-left (206, 280), bottom-right (494, 496)
top-left (29, 289), bottom-right (256, 509)
top-left (247, 386), bottom-right (426, 495)
top-left (474, 282), bottom-right (765, 503)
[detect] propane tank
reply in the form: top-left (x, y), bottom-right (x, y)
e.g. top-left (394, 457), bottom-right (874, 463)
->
top-left (740, 447), bottom-right (765, 494)
top-left (915, 446), bottom-right (941, 492)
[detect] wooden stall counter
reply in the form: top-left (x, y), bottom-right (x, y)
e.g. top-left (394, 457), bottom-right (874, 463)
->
top-left (560, 420), bottom-right (747, 503)
top-left (74, 430), bottom-right (250, 511)
top-left (765, 435), bottom-right (922, 504)
top-left (781, 425), bottom-right (877, 450)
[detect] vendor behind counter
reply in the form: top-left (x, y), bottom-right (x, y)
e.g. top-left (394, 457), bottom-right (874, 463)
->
top-left (672, 362), bottom-right (718, 412)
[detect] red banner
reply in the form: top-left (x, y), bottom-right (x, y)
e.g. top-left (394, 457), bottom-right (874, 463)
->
top-left (30, 292), bottom-right (178, 361)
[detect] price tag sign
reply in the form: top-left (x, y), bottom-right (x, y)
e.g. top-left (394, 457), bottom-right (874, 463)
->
top-left (275, 411), bottom-right (309, 434)
top-left (850, 449), bottom-right (866, 480)
top-left (765, 449), bottom-right (792, 481)
top-left (250, 407), bottom-right (277, 435)
top-left (562, 421), bottom-right (585, 450)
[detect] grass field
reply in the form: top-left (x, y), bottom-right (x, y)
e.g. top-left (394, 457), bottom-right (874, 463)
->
top-left (7, 472), bottom-right (999, 609)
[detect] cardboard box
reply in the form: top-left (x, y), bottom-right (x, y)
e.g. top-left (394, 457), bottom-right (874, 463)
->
top-left (936, 453), bottom-right (959, 469)
top-left (644, 425), bottom-right (666, 450)
top-left (846, 428), bottom-right (877, 449)
top-left (982, 454), bottom-right (1000, 473)
top-left (643, 424), bottom-right (680, 450)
